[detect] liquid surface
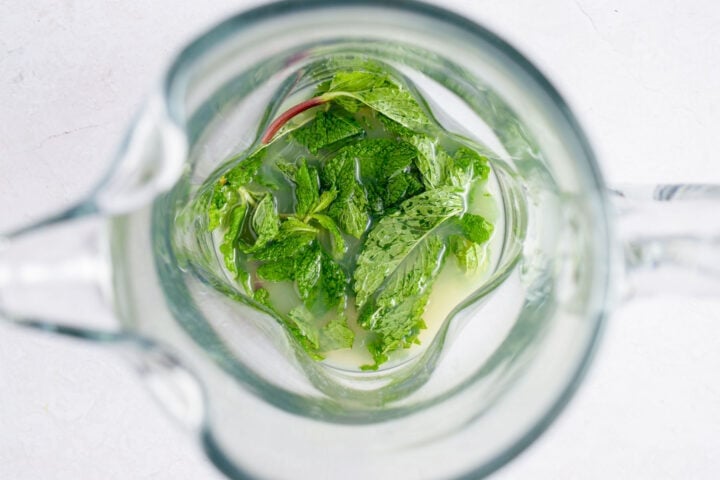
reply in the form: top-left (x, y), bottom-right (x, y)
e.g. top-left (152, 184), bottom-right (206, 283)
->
top-left (193, 59), bottom-right (499, 370)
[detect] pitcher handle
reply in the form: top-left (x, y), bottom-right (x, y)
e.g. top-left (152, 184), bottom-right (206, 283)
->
top-left (613, 184), bottom-right (720, 298)
top-left (0, 97), bottom-right (206, 430)
top-left (0, 95), bottom-right (186, 337)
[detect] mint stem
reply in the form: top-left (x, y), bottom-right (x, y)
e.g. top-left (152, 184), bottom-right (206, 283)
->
top-left (261, 95), bottom-right (328, 144)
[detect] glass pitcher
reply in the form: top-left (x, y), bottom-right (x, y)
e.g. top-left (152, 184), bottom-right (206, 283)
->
top-left (2, 1), bottom-right (719, 479)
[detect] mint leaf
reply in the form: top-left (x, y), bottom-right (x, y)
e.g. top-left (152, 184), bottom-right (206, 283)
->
top-left (320, 313), bottom-right (355, 351)
top-left (291, 109), bottom-right (363, 154)
top-left (295, 243), bottom-right (323, 306)
top-left (383, 175), bottom-right (409, 208)
top-left (402, 134), bottom-right (490, 191)
top-left (225, 148), bottom-right (266, 186)
top-left (199, 58), bottom-right (499, 368)
top-left (323, 70), bottom-right (431, 131)
top-left (327, 192), bottom-right (368, 238)
top-left (257, 257), bottom-right (295, 282)
top-left (253, 288), bottom-right (271, 307)
top-left (362, 291), bottom-right (430, 369)
top-left (448, 214), bottom-right (492, 273)
top-left (356, 139), bottom-right (423, 212)
top-left (311, 213), bottom-right (346, 258)
top-left (206, 182), bottom-right (239, 231)
top-left (355, 87), bottom-right (431, 131)
top-left (287, 306), bottom-right (320, 349)
top-left (218, 203), bottom-right (248, 276)
top-left (313, 189), bottom-right (337, 214)
top-left (383, 172), bottom-right (424, 209)
top-left (328, 70), bottom-right (389, 92)
top-left (333, 96), bottom-right (363, 115)
top-left (322, 150), bottom-right (369, 237)
top-left (321, 146), bottom-right (353, 186)
top-left (378, 113), bottom-right (414, 138)
top-left (378, 117), bottom-right (486, 192)
top-left (277, 161), bottom-right (297, 180)
top-left (450, 235), bottom-right (486, 273)
top-left (319, 251), bottom-right (347, 310)
top-left (279, 217), bottom-right (319, 235)
top-left (205, 147), bottom-right (266, 232)
top-left (254, 227), bottom-right (316, 262)
top-left (375, 115), bottom-right (449, 190)
top-left (317, 69), bottom-right (390, 114)
top-left (358, 236), bottom-right (444, 366)
top-left (345, 138), bottom-right (416, 180)
top-left (454, 146), bottom-right (490, 182)
top-left (354, 186), bottom-right (465, 309)
top-left (323, 138), bottom-right (418, 228)
top-left (242, 193), bottom-right (279, 252)
top-left (294, 159), bottom-right (319, 217)
top-left (461, 213), bottom-right (494, 245)
top-left (445, 147), bottom-right (491, 188)
top-left (410, 135), bottom-right (448, 189)
top-left (367, 235), bottom-right (444, 319)
top-left (295, 244), bottom-right (348, 314)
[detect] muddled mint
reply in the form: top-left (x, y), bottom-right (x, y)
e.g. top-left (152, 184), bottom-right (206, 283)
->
top-left (199, 59), bottom-right (494, 369)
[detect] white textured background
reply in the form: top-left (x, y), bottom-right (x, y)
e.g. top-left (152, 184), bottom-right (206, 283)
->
top-left (1, 1), bottom-right (719, 479)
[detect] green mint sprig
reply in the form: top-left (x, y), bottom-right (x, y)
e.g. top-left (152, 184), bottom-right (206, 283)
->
top-left (200, 61), bottom-right (495, 368)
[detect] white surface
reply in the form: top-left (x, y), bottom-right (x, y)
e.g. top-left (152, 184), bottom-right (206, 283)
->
top-left (1, 1), bottom-right (719, 479)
